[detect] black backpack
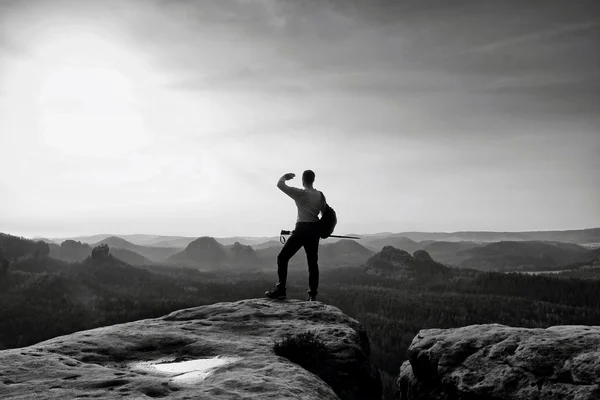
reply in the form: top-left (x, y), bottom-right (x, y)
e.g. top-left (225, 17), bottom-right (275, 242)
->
top-left (318, 192), bottom-right (337, 239)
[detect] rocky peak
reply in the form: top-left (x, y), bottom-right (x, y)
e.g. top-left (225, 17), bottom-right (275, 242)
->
top-left (58, 240), bottom-right (92, 262)
top-left (365, 246), bottom-right (448, 278)
top-left (230, 241), bottom-right (255, 256)
top-left (413, 250), bottom-right (433, 262)
top-left (379, 246), bottom-right (413, 266)
top-left (0, 299), bottom-right (381, 399)
top-left (187, 236), bottom-right (223, 250)
top-left (91, 244), bottom-right (110, 260)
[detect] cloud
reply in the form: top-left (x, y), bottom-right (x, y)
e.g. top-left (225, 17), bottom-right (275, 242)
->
top-left (1, 0), bottom-right (599, 236)
top-left (468, 20), bottom-right (600, 54)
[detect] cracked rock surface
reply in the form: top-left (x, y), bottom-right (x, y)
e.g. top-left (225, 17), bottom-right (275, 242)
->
top-left (397, 324), bottom-right (600, 400)
top-left (0, 299), bottom-right (380, 399)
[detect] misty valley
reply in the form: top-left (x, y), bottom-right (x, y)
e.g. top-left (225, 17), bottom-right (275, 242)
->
top-left (1, 229), bottom-right (600, 399)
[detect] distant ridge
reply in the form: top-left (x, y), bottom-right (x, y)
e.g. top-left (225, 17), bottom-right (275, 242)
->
top-left (44, 228), bottom-right (600, 250)
top-left (95, 236), bottom-right (180, 262)
top-left (370, 228), bottom-right (600, 244)
top-left (456, 241), bottom-right (589, 272)
top-left (320, 240), bottom-right (374, 265)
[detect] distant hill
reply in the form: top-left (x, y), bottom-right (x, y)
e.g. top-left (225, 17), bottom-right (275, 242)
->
top-left (50, 234), bottom-right (282, 248)
top-left (46, 228), bottom-right (600, 249)
top-left (0, 233), bottom-right (50, 261)
top-left (457, 241), bottom-right (589, 271)
top-left (150, 238), bottom-right (195, 248)
top-left (360, 236), bottom-right (421, 253)
top-left (421, 241), bottom-right (483, 266)
top-left (579, 247), bottom-right (600, 264)
top-left (95, 236), bottom-right (180, 262)
top-left (374, 228), bottom-right (600, 245)
top-left (252, 240), bottom-right (282, 250)
top-left (559, 248), bottom-right (600, 270)
top-left (117, 235), bottom-right (189, 246)
top-left (110, 248), bottom-right (153, 266)
top-left (254, 245), bottom-right (282, 265)
top-left (320, 240), bottom-right (374, 265)
top-left (97, 236), bottom-right (137, 249)
top-left (1, 249), bottom-right (189, 347)
top-left (51, 234), bottom-right (114, 244)
top-left (228, 242), bottom-right (259, 265)
top-left (215, 237), bottom-right (272, 246)
top-left (167, 237), bottom-right (229, 268)
top-left (365, 246), bottom-right (449, 279)
top-left (32, 237), bottom-right (58, 245)
top-left (56, 240), bottom-right (91, 262)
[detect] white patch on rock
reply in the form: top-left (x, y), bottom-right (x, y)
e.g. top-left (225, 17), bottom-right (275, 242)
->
top-left (133, 356), bottom-right (238, 383)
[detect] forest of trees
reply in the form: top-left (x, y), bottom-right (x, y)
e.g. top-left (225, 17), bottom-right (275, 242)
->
top-left (1, 236), bottom-right (600, 399)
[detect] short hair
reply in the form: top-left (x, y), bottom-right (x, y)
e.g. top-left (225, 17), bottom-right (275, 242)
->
top-left (302, 170), bottom-right (315, 185)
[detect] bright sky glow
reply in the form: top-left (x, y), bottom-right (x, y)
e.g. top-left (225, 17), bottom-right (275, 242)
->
top-left (35, 33), bottom-right (150, 155)
top-left (0, 0), bottom-right (598, 238)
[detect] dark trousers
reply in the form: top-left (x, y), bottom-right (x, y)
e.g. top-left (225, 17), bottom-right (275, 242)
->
top-left (276, 222), bottom-right (320, 296)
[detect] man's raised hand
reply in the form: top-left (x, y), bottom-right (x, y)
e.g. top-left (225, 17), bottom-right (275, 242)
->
top-left (283, 173), bottom-right (296, 180)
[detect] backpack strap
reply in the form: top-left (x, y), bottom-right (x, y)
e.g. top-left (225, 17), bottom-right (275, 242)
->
top-left (319, 191), bottom-right (327, 213)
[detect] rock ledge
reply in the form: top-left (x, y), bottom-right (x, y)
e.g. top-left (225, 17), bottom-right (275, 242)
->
top-left (398, 324), bottom-right (600, 400)
top-left (0, 299), bottom-right (381, 399)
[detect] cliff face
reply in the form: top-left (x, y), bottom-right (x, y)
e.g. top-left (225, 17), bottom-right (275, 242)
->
top-left (0, 299), bottom-right (381, 400)
top-left (397, 324), bottom-right (600, 400)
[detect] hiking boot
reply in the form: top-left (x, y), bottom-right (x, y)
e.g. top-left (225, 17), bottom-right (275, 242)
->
top-left (265, 288), bottom-right (287, 300)
top-left (306, 294), bottom-right (317, 302)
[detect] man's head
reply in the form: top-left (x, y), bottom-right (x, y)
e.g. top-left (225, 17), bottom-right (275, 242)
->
top-left (302, 170), bottom-right (315, 188)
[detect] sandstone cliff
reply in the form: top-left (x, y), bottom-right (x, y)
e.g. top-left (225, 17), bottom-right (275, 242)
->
top-left (0, 299), bottom-right (381, 399)
top-left (397, 324), bottom-right (600, 400)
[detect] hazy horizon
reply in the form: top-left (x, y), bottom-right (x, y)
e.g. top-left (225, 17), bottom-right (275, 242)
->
top-left (1, 0), bottom-right (599, 238)
top-left (21, 225), bottom-right (600, 243)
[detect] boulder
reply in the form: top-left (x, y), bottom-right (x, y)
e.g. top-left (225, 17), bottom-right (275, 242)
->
top-left (397, 324), bottom-right (600, 400)
top-left (0, 299), bottom-right (381, 400)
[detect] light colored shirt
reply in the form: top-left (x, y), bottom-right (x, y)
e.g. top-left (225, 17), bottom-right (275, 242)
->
top-left (278, 179), bottom-right (324, 223)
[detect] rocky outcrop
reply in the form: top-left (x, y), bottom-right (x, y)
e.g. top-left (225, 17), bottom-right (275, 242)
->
top-left (0, 299), bottom-right (381, 400)
top-left (365, 247), bottom-right (449, 278)
top-left (397, 324), bottom-right (600, 400)
top-left (91, 244), bottom-right (110, 260)
top-left (58, 239), bottom-right (92, 262)
top-left (229, 241), bottom-right (258, 264)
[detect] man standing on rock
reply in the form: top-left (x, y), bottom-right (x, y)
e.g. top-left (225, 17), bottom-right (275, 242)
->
top-left (266, 170), bottom-right (324, 301)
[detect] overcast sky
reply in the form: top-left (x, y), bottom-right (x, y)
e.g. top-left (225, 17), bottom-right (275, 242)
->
top-left (1, 0), bottom-right (599, 238)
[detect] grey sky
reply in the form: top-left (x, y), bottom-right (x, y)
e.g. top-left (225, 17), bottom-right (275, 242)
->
top-left (0, 0), bottom-right (599, 238)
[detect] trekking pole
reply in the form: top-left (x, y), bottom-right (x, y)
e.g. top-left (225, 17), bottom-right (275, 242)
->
top-left (279, 230), bottom-right (361, 244)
